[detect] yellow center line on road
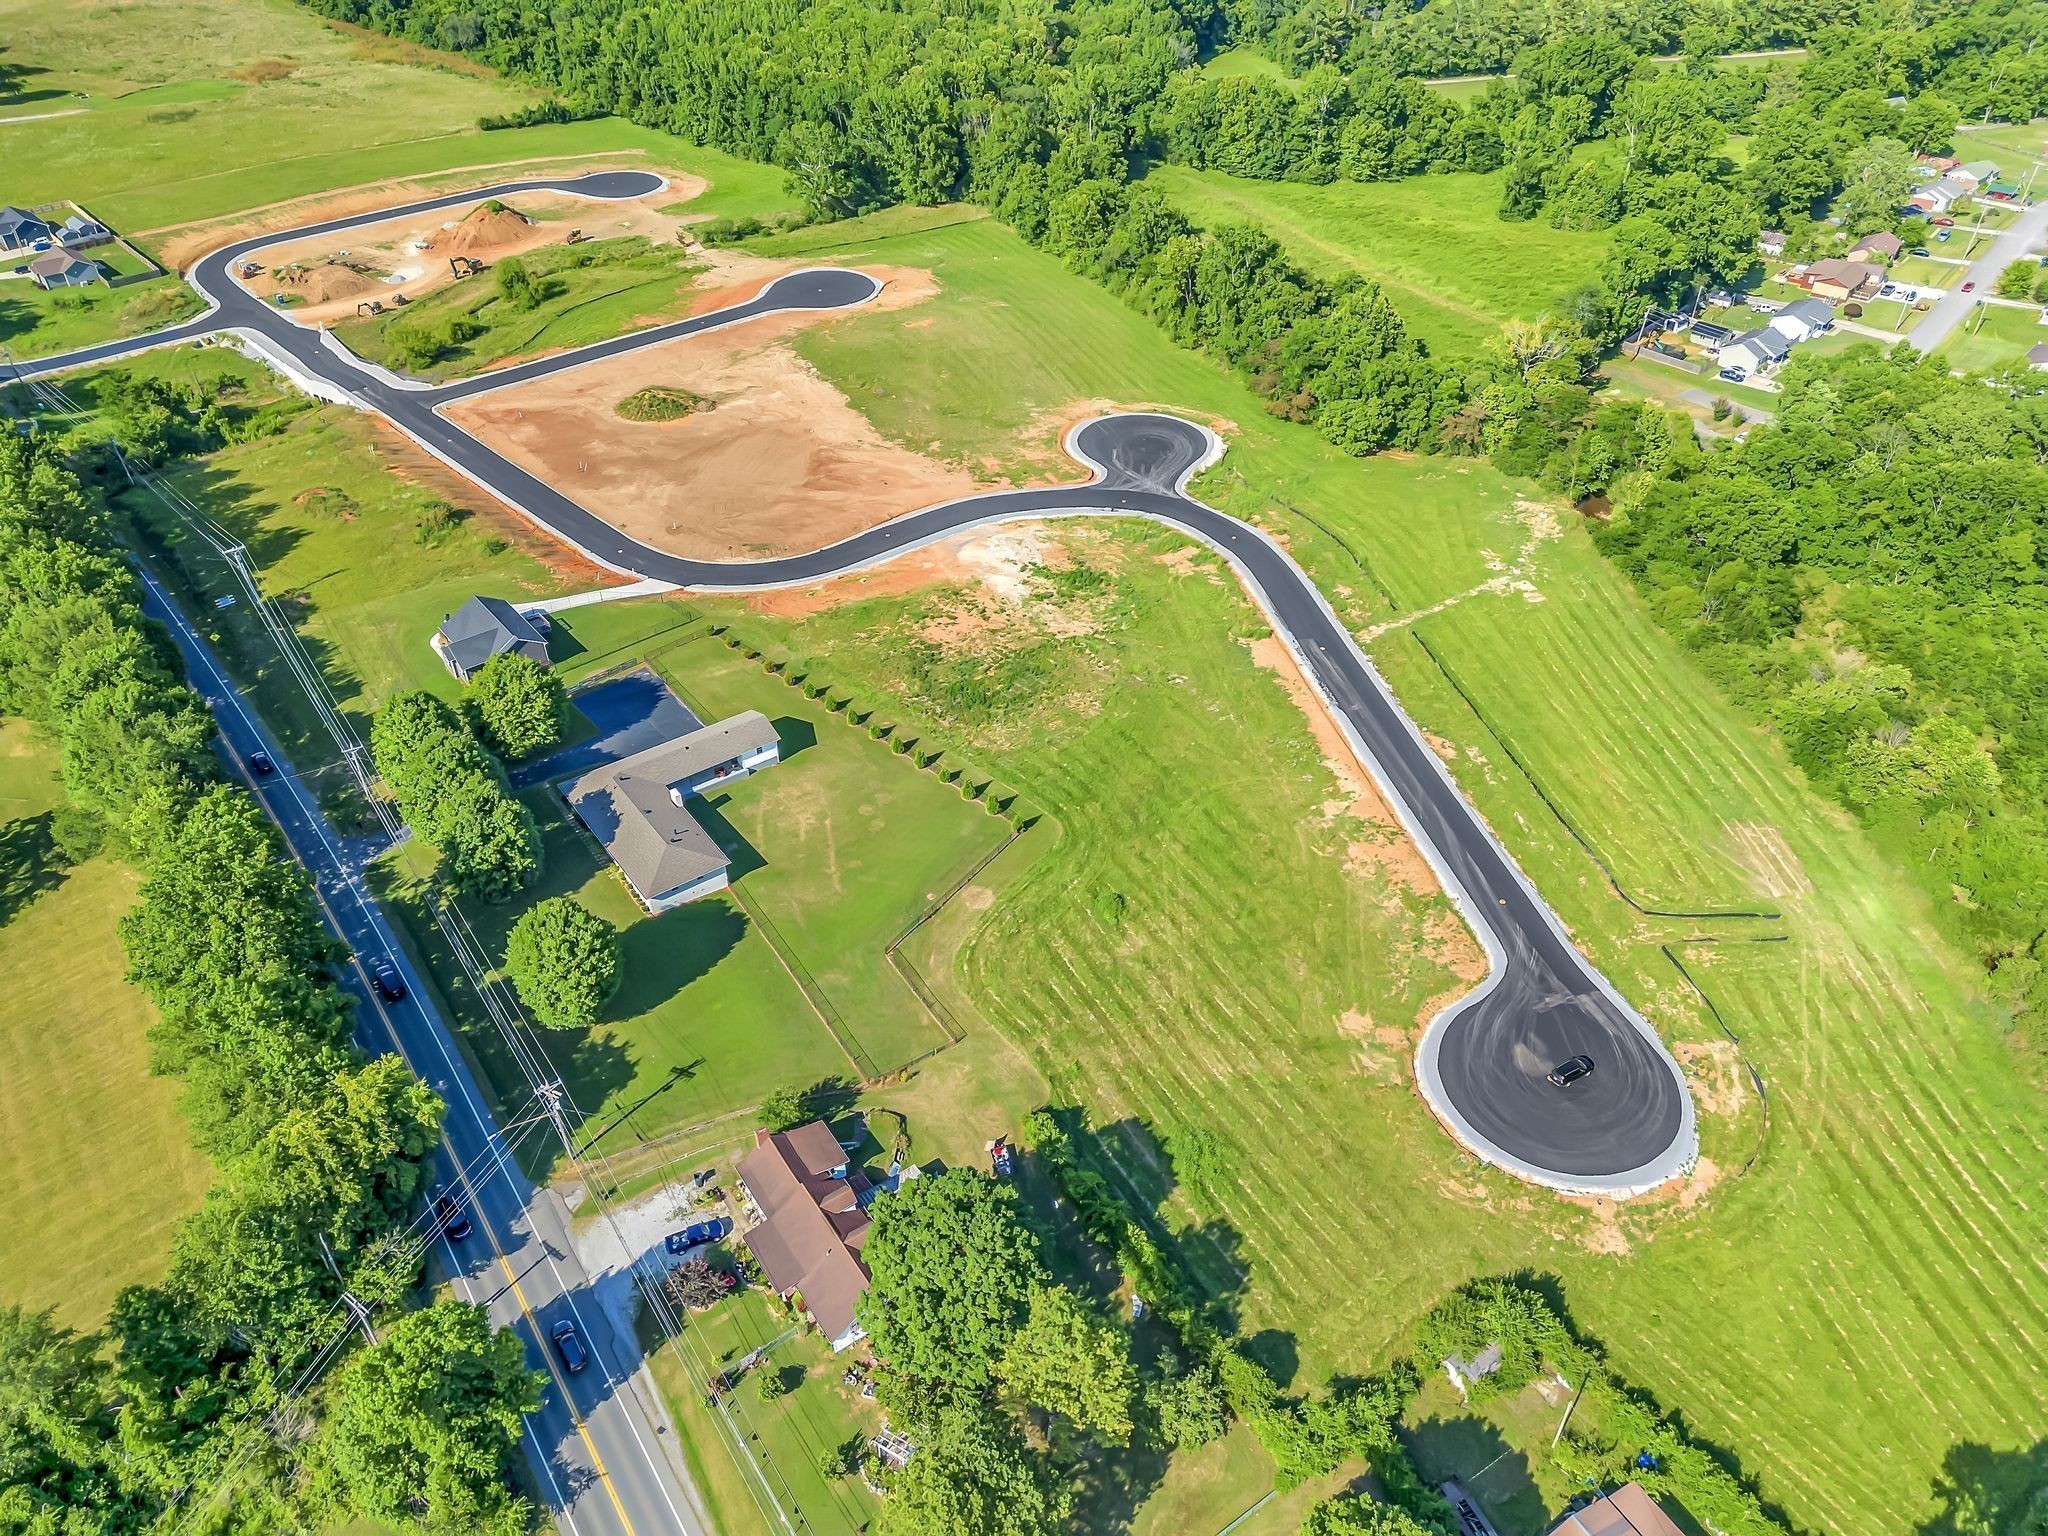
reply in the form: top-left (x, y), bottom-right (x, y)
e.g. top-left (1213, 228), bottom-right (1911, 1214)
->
top-left (227, 745), bottom-right (639, 1536)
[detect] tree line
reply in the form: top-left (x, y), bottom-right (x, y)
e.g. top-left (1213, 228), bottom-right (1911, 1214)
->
top-left (0, 432), bottom-right (540, 1534)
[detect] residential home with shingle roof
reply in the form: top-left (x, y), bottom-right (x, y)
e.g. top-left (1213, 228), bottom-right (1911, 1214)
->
top-left (736, 1121), bottom-right (873, 1351)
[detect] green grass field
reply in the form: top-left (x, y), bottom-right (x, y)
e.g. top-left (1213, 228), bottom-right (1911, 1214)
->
top-left (1935, 299), bottom-right (2046, 372)
top-left (0, 0), bottom-right (795, 359)
top-left (333, 236), bottom-right (705, 379)
top-left (1199, 46), bottom-right (1292, 83)
top-left (712, 208), bottom-right (2048, 1535)
top-left (648, 1289), bottom-right (883, 1536)
top-left (1138, 163), bottom-right (1612, 355)
top-left (0, 721), bottom-right (210, 1330)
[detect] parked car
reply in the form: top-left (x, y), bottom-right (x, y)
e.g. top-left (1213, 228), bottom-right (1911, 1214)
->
top-left (550, 1319), bottom-right (587, 1373)
top-left (1932, 216), bottom-right (1955, 226)
top-left (1962, 280), bottom-right (1975, 293)
top-left (369, 957), bottom-right (407, 1002)
top-left (1716, 367), bottom-right (1747, 383)
top-left (1936, 228), bottom-right (1952, 242)
top-left (1546, 1054), bottom-right (1597, 1088)
top-left (1908, 247), bottom-right (1931, 257)
top-left (248, 749), bottom-right (276, 776)
top-left (433, 1191), bottom-right (472, 1241)
top-left (664, 1217), bottom-right (731, 1254)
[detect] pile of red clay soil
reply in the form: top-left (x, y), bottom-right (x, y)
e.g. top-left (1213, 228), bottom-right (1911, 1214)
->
top-left (426, 203), bottom-right (536, 256)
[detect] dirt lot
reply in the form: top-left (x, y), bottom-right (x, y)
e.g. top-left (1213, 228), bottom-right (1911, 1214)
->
top-left (231, 182), bottom-right (697, 324)
top-left (145, 154), bottom-right (701, 275)
top-left (443, 261), bottom-right (999, 561)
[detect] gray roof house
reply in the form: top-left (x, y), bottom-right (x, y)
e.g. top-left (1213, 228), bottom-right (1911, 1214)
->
top-left (1769, 297), bottom-right (1836, 342)
top-left (434, 595), bottom-right (551, 681)
top-left (0, 205), bottom-right (52, 251)
top-left (567, 711), bottom-right (781, 910)
top-left (28, 251), bottom-right (102, 290)
top-left (1717, 327), bottom-right (1791, 376)
top-left (56, 213), bottom-right (112, 249)
top-left (2029, 342), bottom-right (2048, 371)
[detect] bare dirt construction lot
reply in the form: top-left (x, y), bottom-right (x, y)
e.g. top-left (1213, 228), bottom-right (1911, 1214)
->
top-left (443, 260), bottom-right (1000, 561)
top-left (232, 182), bottom-right (698, 325)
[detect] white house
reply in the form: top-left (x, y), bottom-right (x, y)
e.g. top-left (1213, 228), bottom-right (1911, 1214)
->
top-left (1717, 327), bottom-right (1791, 378)
top-left (567, 711), bottom-right (782, 911)
top-left (1769, 298), bottom-right (1835, 344)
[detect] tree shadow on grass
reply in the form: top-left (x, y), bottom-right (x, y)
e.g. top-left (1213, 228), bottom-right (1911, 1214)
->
top-left (0, 813), bottom-right (65, 928)
top-left (609, 895), bottom-right (749, 1016)
top-left (1401, 1410), bottom-right (1547, 1536)
top-left (1919, 1439), bottom-right (2048, 1536)
top-left (770, 714), bottom-right (818, 762)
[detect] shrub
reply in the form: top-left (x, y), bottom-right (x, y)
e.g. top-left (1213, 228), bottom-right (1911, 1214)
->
top-left (505, 896), bottom-right (620, 1028)
top-left (759, 1084), bottom-right (815, 1132)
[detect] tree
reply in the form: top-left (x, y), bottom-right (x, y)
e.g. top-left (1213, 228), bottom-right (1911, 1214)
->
top-left (466, 651), bottom-right (565, 759)
top-left (0, 1306), bottom-right (142, 1533)
top-left (857, 1168), bottom-right (1045, 1407)
top-left (1996, 260), bottom-right (2038, 300)
top-left (494, 256), bottom-right (541, 311)
top-left (1833, 136), bottom-right (1918, 234)
top-left (1150, 1362), bottom-right (1228, 1449)
top-left (310, 1301), bottom-right (541, 1536)
top-left (1299, 1492), bottom-right (1440, 1536)
top-left (875, 1408), bottom-right (1070, 1536)
top-left (997, 1286), bottom-right (1137, 1443)
top-left (758, 1083), bottom-right (815, 1132)
top-left (505, 896), bottom-right (620, 1028)
top-left (371, 691), bottom-right (542, 900)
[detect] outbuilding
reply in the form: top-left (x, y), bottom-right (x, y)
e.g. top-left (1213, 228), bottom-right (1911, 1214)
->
top-left (433, 594), bottom-right (552, 682)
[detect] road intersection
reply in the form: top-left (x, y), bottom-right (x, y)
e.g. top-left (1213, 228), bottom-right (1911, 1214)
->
top-left (15, 169), bottom-right (1699, 1532)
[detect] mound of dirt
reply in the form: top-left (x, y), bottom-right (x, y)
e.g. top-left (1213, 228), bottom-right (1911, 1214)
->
top-left (427, 204), bottom-right (536, 257)
top-left (276, 262), bottom-right (380, 304)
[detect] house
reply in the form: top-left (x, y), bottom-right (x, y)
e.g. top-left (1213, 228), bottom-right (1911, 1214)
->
top-left (1955, 159), bottom-right (1999, 189)
top-left (1545, 1483), bottom-right (1685, 1536)
top-left (736, 1121), bottom-right (872, 1352)
top-left (1806, 258), bottom-right (1884, 302)
top-left (566, 711), bottom-right (782, 910)
top-left (2029, 343), bottom-right (2048, 371)
top-left (1757, 229), bottom-right (1786, 257)
top-left (1717, 327), bottom-right (1791, 376)
top-left (55, 212), bottom-right (111, 249)
top-left (1769, 297), bottom-right (1835, 343)
top-left (1848, 231), bottom-right (1901, 262)
top-left (1909, 177), bottom-right (1966, 214)
top-left (0, 205), bottom-right (52, 251)
top-left (27, 251), bottom-right (102, 290)
top-left (1917, 153), bottom-right (1960, 173)
top-left (433, 594), bottom-right (551, 681)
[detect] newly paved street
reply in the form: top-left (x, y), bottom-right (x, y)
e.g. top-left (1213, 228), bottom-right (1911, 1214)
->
top-left (17, 168), bottom-right (1701, 1528)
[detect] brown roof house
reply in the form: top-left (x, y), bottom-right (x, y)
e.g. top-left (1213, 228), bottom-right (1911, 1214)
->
top-left (1545, 1483), bottom-right (1686, 1536)
top-left (1847, 230), bottom-right (1902, 262)
top-left (566, 711), bottom-right (781, 911)
top-left (1805, 257), bottom-right (1885, 302)
top-left (737, 1121), bottom-right (873, 1351)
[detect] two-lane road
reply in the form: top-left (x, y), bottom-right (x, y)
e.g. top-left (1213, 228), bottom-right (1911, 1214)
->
top-left (126, 554), bottom-right (703, 1536)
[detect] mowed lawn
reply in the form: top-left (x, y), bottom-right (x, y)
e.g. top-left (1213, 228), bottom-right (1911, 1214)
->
top-left (729, 209), bottom-right (2048, 1534)
top-left (0, 723), bottom-right (209, 1330)
top-left (1935, 300), bottom-right (2046, 373)
top-left (378, 613), bottom-right (1011, 1164)
top-left (1138, 163), bottom-right (1611, 355)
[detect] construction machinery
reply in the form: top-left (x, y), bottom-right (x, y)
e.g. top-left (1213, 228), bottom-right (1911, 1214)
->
top-left (448, 255), bottom-right (484, 278)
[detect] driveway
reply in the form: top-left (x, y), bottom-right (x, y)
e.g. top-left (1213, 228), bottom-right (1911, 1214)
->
top-left (512, 667), bottom-right (700, 787)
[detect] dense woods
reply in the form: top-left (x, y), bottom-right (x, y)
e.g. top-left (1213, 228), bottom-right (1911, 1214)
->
top-left (0, 434), bottom-right (535, 1533)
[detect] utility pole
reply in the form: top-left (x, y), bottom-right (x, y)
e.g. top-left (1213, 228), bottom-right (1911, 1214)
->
top-left (318, 1234), bottom-right (378, 1345)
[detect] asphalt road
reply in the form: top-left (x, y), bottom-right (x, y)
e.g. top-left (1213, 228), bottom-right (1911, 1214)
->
top-left (1910, 194), bottom-right (2048, 353)
top-left (129, 553), bottom-right (703, 1536)
top-left (19, 169), bottom-right (1694, 1329)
